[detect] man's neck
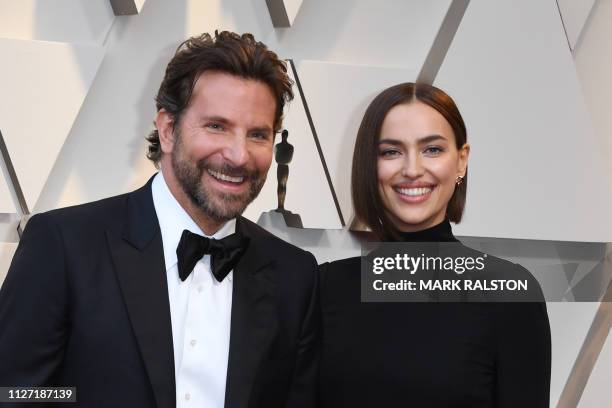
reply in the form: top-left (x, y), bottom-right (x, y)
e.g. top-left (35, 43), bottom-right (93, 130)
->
top-left (159, 166), bottom-right (225, 236)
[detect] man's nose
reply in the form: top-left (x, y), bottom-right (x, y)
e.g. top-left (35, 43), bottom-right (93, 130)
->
top-left (222, 134), bottom-right (249, 168)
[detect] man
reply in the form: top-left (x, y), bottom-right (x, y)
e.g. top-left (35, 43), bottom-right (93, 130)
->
top-left (0, 31), bottom-right (318, 408)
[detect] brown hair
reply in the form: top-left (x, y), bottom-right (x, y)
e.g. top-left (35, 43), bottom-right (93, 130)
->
top-left (146, 30), bottom-right (294, 166)
top-left (351, 82), bottom-right (468, 240)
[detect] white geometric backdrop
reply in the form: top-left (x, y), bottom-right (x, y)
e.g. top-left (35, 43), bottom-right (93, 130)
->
top-left (0, 0), bottom-right (611, 406)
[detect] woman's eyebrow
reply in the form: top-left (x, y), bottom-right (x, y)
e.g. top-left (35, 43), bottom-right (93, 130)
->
top-left (378, 138), bottom-right (402, 146)
top-left (379, 134), bottom-right (446, 145)
top-left (417, 134), bottom-right (446, 144)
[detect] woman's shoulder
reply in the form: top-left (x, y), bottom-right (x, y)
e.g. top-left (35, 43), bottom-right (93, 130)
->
top-left (454, 243), bottom-right (545, 302)
top-left (318, 256), bottom-right (362, 296)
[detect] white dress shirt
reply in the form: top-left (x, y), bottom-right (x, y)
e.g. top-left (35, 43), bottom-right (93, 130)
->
top-left (152, 172), bottom-right (235, 408)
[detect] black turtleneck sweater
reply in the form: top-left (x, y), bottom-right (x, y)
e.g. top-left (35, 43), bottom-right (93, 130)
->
top-left (317, 220), bottom-right (551, 408)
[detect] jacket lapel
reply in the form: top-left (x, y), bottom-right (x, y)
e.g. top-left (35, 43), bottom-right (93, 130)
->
top-left (224, 217), bottom-right (278, 408)
top-left (106, 177), bottom-right (176, 408)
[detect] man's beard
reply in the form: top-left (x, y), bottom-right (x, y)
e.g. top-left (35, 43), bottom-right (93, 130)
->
top-left (171, 136), bottom-right (267, 223)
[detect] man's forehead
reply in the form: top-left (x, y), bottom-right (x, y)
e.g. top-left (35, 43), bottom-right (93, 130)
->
top-left (192, 70), bottom-right (272, 96)
top-left (187, 73), bottom-right (276, 122)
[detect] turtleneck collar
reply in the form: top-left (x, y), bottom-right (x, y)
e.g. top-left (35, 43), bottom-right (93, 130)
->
top-left (396, 218), bottom-right (458, 242)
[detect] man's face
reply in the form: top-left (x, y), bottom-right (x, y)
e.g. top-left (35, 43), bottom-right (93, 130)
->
top-left (165, 70), bottom-right (277, 223)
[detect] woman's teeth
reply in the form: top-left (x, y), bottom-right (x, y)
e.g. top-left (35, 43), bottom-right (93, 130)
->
top-left (395, 187), bottom-right (433, 197)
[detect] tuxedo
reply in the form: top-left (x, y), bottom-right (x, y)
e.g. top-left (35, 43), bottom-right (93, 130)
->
top-left (0, 176), bottom-right (319, 408)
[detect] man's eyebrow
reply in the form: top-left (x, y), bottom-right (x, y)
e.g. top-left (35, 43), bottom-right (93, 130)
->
top-left (250, 125), bottom-right (273, 133)
top-left (201, 115), bottom-right (232, 124)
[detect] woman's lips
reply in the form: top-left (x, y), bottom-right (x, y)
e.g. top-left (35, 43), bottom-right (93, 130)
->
top-left (393, 185), bottom-right (435, 204)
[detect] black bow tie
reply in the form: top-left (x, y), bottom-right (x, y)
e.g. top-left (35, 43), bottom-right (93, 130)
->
top-left (176, 229), bottom-right (249, 282)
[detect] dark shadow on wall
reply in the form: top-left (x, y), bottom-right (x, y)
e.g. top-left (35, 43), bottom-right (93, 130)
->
top-left (261, 0), bottom-right (355, 63)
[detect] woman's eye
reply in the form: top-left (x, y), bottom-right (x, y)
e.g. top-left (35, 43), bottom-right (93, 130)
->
top-left (424, 146), bottom-right (443, 155)
top-left (379, 149), bottom-right (400, 157)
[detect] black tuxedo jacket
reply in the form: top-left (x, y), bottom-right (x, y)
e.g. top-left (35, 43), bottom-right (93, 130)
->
top-left (0, 177), bottom-right (319, 408)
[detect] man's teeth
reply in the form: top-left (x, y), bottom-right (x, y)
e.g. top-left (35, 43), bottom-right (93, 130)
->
top-left (208, 169), bottom-right (244, 183)
top-left (396, 187), bottom-right (433, 196)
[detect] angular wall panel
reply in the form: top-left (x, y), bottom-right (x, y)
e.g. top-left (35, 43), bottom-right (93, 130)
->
top-left (263, 0), bottom-right (464, 227)
top-left (266, 0), bottom-right (453, 67)
top-left (557, 0), bottom-right (597, 50)
top-left (0, 167), bottom-right (17, 214)
top-left (433, 1), bottom-right (612, 405)
top-left (294, 61), bottom-right (419, 224)
top-left (577, 308), bottom-right (612, 407)
top-left (574, 0), bottom-right (612, 186)
top-left (265, 0), bottom-right (303, 27)
top-left (110, 0), bottom-right (147, 15)
top-left (243, 62), bottom-right (343, 229)
top-left (435, 0), bottom-right (612, 243)
top-left (0, 0), bottom-right (115, 44)
top-left (0, 39), bottom-right (105, 211)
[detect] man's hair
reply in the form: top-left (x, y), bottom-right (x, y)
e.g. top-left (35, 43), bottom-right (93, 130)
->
top-left (146, 31), bottom-right (294, 166)
top-left (351, 82), bottom-right (468, 240)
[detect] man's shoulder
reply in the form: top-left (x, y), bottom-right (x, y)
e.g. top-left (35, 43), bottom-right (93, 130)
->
top-left (30, 185), bottom-right (146, 232)
top-left (237, 216), bottom-right (313, 260)
top-left (43, 193), bottom-right (127, 219)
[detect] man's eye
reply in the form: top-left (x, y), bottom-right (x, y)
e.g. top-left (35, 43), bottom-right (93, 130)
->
top-left (206, 123), bottom-right (224, 131)
top-left (251, 132), bottom-right (269, 140)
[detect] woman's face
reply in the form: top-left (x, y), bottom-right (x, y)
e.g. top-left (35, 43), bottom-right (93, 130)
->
top-left (377, 101), bottom-right (469, 232)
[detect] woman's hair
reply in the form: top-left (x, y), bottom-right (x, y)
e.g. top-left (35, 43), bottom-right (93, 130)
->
top-left (146, 30), bottom-right (294, 166)
top-left (351, 82), bottom-right (468, 240)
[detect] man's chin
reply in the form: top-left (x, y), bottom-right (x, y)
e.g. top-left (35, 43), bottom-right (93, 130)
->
top-left (202, 197), bottom-right (251, 221)
top-left (194, 180), bottom-right (263, 221)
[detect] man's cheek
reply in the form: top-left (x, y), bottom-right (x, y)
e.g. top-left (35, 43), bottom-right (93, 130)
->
top-left (257, 153), bottom-right (274, 174)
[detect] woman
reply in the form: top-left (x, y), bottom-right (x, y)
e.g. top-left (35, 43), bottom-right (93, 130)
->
top-left (318, 83), bottom-right (551, 407)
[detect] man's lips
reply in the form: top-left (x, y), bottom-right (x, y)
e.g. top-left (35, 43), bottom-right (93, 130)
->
top-left (206, 168), bottom-right (245, 184)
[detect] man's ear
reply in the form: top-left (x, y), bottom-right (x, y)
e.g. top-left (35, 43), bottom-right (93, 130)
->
top-left (155, 109), bottom-right (176, 154)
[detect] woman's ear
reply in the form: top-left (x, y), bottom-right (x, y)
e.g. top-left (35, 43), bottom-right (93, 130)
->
top-left (457, 142), bottom-right (470, 176)
top-left (155, 109), bottom-right (176, 154)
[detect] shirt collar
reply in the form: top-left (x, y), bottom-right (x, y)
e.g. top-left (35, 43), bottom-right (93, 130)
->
top-left (151, 171), bottom-right (237, 271)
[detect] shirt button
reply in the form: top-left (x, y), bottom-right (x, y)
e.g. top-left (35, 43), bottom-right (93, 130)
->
top-left (190, 339), bottom-right (197, 347)
top-left (185, 393), bottom-right (191, 401)
top-left (228, 275), bottom-right (233, 282)
top-left (197, 285), bottom-right (203, 293)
